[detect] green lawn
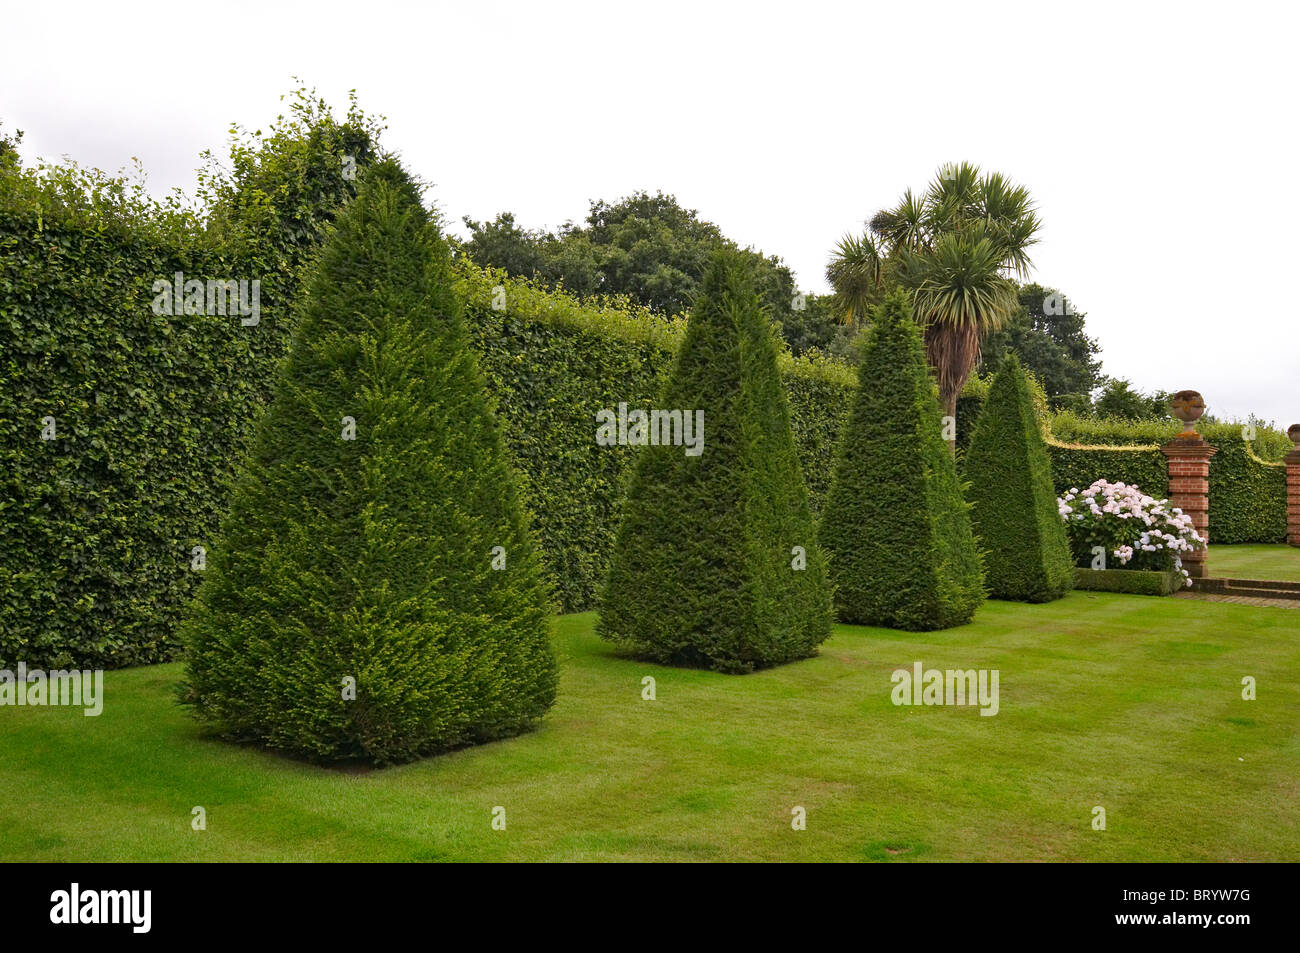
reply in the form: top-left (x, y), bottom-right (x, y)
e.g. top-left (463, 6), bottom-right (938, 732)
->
top-left (1210, 543), bottom-right (1300, 582)
top-left (2, 592), bottom-right (1297, 862)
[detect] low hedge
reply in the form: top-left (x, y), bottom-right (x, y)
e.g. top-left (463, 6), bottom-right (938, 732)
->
top-left (1043, 440), bottom-right (1169, 498)
top-left (1073, 567), bottom-right (1181, 596)
top-left (1044, 414), bottom-right (1288, 544)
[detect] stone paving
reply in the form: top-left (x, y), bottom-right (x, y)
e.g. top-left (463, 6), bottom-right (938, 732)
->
top-left (1174, 591), bottom-right (1300, 610)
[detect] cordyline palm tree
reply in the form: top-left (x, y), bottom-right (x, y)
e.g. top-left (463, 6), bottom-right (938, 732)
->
top-left (827, 162), bottom-right (1039, 447)
top-left (901, 222), bottom-right (1019, 423)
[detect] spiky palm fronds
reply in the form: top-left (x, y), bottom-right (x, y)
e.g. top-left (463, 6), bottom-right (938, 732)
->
top-left (900, 224), bottom-right (1018, 423)
top-left (827, 163), bottom-right (1038, 434)
top-left (825, 231), bottom-right (887, 325)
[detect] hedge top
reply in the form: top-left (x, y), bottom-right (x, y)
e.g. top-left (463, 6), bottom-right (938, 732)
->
top-left (452, 260), bottom-right (858, 390)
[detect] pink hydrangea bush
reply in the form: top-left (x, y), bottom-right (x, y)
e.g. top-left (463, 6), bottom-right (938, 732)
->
top-left (1057, 480), bottom-right (1204, 587)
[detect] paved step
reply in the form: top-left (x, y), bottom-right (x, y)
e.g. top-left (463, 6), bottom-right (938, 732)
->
top-left (1193, 577), bottom-right (1300, 601)
top-left (1175, 591), bottom-right (1300, 609)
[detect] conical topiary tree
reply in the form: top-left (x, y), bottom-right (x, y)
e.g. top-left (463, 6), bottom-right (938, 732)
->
top-left (597, 250), bottom-right (832, 672)
top-left (964, 354), bottom-right (1073, 601)
top-left (818, 291), bottom-right (984, 630)
top-left (179, 160), bottom-right (557, 765)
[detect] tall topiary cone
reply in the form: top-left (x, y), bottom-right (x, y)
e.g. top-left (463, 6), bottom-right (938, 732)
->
top-left (597, 250), bottom-right (832, 672)
top-left (819, 291), bottom-right (984, 630)
top-left (179, 160), bottom-right (557, 765)
top-left (965, 354), bottom-right (1074, 601)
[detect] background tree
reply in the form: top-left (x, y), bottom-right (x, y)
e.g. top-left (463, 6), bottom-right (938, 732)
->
top-left (901, 220), bottom-right (1020, 432)
top-left (824, 231), bottom-right (889, 326)
top-left (978, 283), bottom-right (1102, 409)
top-left (1093, 377), bottom-right (1172, 420)
top-left (774, 291), bottom-right (851, 358)
top-left (0, 122), bottom-right (21, 169)
top-left (460, 192), bottom-right (831, 354)
top-left (454, 211), bottom-right (549, 281)
top-left (199, 85), bottom-right (384, 280)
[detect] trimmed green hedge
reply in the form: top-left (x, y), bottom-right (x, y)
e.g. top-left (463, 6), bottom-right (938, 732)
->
top-left (0, 103), bottom-right (377, 670)
top-left (965, 356), bottom-right (1073, 602)
top-left (180, 162), bottom-right (557, 764)
top-left (1074, 567), bottom-right (1180, 596)
top-left (596, 251), bottom-right (832, 671)
top-left (1208, 441), bottom-right (1287, 544)
top-left (4, 146), bottom-right (1289, 668)
top-left (456, 262), bottom-right (858, 614)
top-left (818, 292), bottom-right (984, 630)
top-left (1043, 440), bottom-right (1168, 498)
top-left (1043, 415), bottom-right (1288, 544)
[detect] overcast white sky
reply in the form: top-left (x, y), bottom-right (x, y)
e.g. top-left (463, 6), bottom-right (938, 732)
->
top-left (5, 0), bottom-right (1298, 427)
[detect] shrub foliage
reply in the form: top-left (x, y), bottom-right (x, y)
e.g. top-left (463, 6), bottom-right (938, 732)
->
top-left (180, 162), bottom-right (557, 764)
top-left (597, 251), bottom-right (832, 672)
top-left (818, 292), bottom-right (984, 630)
top-left (965, 355), bottom-right (1074, 601)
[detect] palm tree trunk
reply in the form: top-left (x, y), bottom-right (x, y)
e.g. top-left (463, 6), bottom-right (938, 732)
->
top-left (925, 323), bottom-right (978, 455)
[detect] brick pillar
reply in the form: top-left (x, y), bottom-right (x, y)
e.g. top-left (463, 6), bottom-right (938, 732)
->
top-left (1161, 436), bottom-right (1217, 578)
top-left (1286, 425), bottom-right (1300, 547)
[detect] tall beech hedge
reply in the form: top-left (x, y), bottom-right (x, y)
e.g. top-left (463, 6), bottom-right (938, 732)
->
top-left (596, 251), bottom-right (832, 672)
top-left (818, 292), bottom-right (984, 630)
top-left (965, 355), bottom-right (1073, 602)
top-left (180, 162), bottom-right (557, 764)
top-left (3, 137), bottom-right (1289, 669)
top-left (0, 99), bottom-right (376, 670)
top-left (0, 166), bottom-right (296, 670)
top-left (456, 262), bottom-right (858, 615)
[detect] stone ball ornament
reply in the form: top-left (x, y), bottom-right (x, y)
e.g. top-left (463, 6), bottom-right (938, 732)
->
top-left (1288, 423), bottom-right (1300, 448)
top-left (1170, 390), bottom-right (1206, 437)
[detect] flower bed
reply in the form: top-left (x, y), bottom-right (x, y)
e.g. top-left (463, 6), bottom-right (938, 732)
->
top-left (1058, 480), bottom-right (1204, 589)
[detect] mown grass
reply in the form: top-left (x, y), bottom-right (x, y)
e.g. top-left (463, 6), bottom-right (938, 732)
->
top-left (2, 592), bottom-right (1297, 862)
top-left (1211, 543), bottom-right (1300, 582)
